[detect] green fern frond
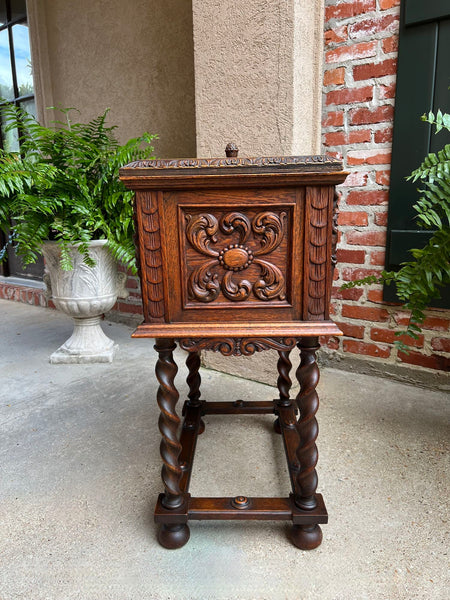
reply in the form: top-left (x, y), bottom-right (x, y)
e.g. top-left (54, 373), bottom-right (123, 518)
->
top-left (0, 102), bottom-right (156, 270)
top-left (342, 110), bottom-right (450, 349)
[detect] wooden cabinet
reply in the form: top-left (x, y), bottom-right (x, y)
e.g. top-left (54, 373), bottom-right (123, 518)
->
top-left (120, 148), bottom-right (347, 549)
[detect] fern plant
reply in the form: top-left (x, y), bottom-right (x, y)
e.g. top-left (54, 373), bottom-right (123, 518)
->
top-left (0, 104), bottom-right (156, 273)
top-left (343, 110), bottom-right (450, 349)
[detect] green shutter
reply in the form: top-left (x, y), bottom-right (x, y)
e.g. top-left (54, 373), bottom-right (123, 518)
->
top-left (384, 0), bottom-right (450, 306)
top-left (405, 0), bottom-right (450, 25)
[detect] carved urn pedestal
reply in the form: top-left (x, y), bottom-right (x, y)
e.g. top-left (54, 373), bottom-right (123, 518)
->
top-left (120, 146), bottom-right (347, 550)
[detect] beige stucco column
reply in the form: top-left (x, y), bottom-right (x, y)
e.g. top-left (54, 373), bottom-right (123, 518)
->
top-left (192, 0), bottom-right (325, 382)
top-left (192, 0), bottom-right (325, 157)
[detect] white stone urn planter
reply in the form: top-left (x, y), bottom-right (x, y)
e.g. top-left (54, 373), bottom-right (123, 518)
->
top-left (42, 240), bottom-right (129, 364)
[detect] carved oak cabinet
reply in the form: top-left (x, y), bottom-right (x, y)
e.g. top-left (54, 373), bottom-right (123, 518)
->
top-left (119, 147), bottom-right (347, 550)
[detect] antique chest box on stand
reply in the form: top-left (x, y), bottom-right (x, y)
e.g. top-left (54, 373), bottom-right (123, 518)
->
top-left (119, 146), bottom-right (347, 550)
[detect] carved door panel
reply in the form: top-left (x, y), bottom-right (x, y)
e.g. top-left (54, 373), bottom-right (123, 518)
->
top-left (135, 185), bottom-right (334, 324)
top-left (159, 188), bottom-right (301, 323)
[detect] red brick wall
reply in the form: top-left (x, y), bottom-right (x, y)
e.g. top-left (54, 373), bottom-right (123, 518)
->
top-left (0, 272), bottom-right (142, 318)
top-left (110, 266), bottom-right (144, 319)
top-left (0, 267), bottom-right (143, 317)
top-left (323, 0), bottom-right (450, 372)
top-left (0, 282), bottom-right (50, 307)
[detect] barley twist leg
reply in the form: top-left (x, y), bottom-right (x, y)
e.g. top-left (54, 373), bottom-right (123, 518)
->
top-left (186, 351), bottom-right (205, 434)
top-left (290, 336), bottom-right (322, 550)
top-left (274, 350), bottom-right (293, 434)
top-left (155, 339), bottom-right (183, 509)
top-left (154, 338), bottom-right (189, 548)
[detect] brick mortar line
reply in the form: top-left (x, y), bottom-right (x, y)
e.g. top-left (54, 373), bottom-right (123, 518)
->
top-left (324, 82), bottom-right (397, 94)
top-left (325, 32), bottom-right (399, 50)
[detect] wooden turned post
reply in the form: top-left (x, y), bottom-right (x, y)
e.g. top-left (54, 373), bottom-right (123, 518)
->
top-left (154, 338), bottom-right (189, 548)
top-left (186, 351), bottom-right (205, 434)
top-left (186, 351), bottom-right (201, 405)
top-left (274, 350), bottom-right (293, 433)
top-left (290, 336), bottom-right (322, 550)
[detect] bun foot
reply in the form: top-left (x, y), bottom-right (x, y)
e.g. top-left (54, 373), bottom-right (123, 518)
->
top-left (289, 524), bottom-right (322, 550)
top-left (273, 417), bottom-right (282, 434)
top-left (198, 418), bottom-right (206, 435)
top-left (158, 523), bottom-right (190, 549)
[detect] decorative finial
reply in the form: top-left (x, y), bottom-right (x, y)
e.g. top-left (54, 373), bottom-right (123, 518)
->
top-left (225, 142), bottom-right (239, 157)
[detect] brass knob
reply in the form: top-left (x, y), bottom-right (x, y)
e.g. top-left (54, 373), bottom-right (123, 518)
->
top-left (225, 142), bottom-right (239, 157)
top-left (231, 495), bottom-right (250, 509)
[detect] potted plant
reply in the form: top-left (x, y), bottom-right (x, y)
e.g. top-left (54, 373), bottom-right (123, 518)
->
top-left (343, 110), bottom-right (450, 349)
top-left (0, 104), bottom-right (156, 362)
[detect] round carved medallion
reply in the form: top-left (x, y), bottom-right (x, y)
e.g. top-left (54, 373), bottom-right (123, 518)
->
top-left (218, 244), bottom-right (253, 272)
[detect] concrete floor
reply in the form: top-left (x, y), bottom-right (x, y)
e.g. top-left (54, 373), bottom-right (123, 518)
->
top-left (0, 299), bottom-right (449, 600)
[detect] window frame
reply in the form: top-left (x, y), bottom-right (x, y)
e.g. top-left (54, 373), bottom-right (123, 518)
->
top-left (0, 0), bottom-right (35, 150)
top-left (0, 0), bottom-right (43, 280)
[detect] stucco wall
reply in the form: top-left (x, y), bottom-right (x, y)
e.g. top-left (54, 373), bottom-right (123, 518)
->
top-left (192, 0), bottom-right (324, 157)
top-left (28, 0), bottom-right (196, 158)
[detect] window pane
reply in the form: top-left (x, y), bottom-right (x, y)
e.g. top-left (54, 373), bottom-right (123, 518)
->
top-left (12, 23), bottom-right (33, 96)
top-left (0, 28), bottom-right (14, 100)
top-left (1, 120), bottom-right (19, 151)
top-left (20, 96), bottom-right (36, 119)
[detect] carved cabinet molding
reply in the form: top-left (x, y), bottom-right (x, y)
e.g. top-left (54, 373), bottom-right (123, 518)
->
top-left (135, 191), bottom-right (165, 323)
top-left (179, 336), bottom-right (298, 356)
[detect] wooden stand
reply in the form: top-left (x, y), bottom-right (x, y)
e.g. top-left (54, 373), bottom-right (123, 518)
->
top-left (151, 335), bottom-right (327, 550)
top-left (120, 144), bottom-right (347, 549)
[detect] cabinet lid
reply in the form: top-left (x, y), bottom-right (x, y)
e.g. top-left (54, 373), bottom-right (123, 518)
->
top-left (120, 153), bottom-right (343, 178)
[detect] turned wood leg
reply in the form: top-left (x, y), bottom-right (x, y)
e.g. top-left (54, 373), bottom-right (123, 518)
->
top-left (274, 350), bottom-right (293, 434)
top-left (290, 336), bottom-right (322, 550)
top-left (154, 338), bottom-right (189, 549)
top-left (186, 351), bottom-right (205, 434)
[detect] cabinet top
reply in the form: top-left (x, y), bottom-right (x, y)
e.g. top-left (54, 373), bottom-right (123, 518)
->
top-left (119, 153), bottom-right (347, 189)
top-left (120, 154), bottom-right (343, 177)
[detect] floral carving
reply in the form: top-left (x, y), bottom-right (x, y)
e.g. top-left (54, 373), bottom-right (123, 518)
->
top-left (187, 260), bottom-right (220, 303)
top-left (179, 337), bottom-right (297, 356)
top-left (220, 212), bottom-right (250, 242)
top-left (252, 212), bottom-right (286, 255)
top-left (185, 213), bottom-right (219, 257)
top-left (253, 259), bottom-right (286, 301)
top-left (185, 210), bottom-right (288, 303)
